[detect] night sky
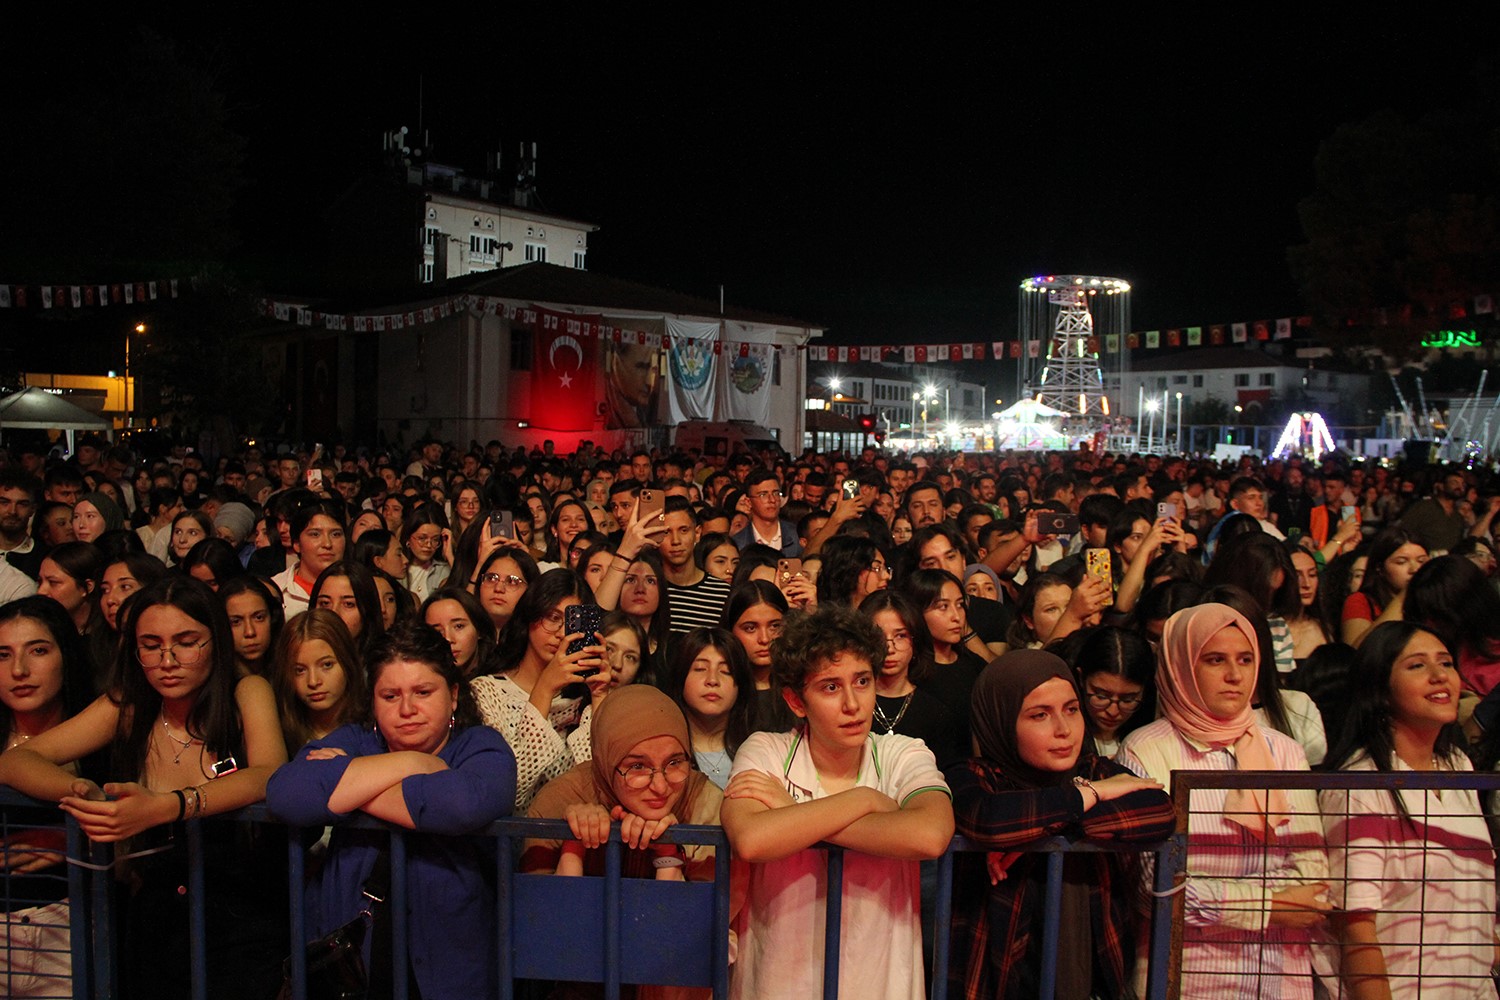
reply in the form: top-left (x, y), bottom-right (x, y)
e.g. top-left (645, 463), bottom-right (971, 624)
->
top-left (9, 14), bottom-right (1495, 347)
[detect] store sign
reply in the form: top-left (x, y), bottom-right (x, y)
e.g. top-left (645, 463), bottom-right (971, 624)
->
top-left (1421, 329), bottom-right (1481, 348)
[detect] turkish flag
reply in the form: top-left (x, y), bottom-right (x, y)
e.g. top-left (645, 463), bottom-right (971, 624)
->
top-left (949, 345), bottom-right (962, 361)
top-left (915, 345), bottom-right (928, 362)
top-left (531, 308), bottom-right (602, 430)
top-left (1008, 342), bottom-right (1021, 359)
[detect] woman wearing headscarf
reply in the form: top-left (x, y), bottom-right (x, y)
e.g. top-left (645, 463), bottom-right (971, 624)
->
top-left (523, 684), bottom-right (722, 883)
top-left (945, 651), bottom-right (1174, 1000)
top-left (1118, 603), bottom-right (1331, 999)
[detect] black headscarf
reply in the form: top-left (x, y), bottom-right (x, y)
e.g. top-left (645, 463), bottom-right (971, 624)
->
top-left (969, 649), bottom-right (1080, 788)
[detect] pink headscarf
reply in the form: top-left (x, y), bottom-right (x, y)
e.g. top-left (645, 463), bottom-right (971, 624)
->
top-left (1158, 603), bottom-right (1290, 837)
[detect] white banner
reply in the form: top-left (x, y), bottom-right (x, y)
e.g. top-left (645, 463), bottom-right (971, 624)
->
top-left (718, 323), bottom-right (774, 424)
top-left (665, 318), bottom-right (719, 422)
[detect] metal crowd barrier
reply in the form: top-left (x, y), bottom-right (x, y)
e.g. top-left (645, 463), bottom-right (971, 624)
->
top-left (23, 771), bottom-right (1496, 1000)
top-left (1166, 769), bottom-right (1500, 1000)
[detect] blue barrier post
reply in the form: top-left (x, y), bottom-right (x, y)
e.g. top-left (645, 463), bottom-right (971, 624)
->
top-left (286, 826), bottom-right (307, 1000)
top-left (87, 836), bottom-right (113, 1000)
top-left (1036, 848), bottom-right (1065, 1000)
top-left (187, 819), bottom-right (207, 1000)
top-left (822, 846), bottom-right (844, 1000)
top-left (1145, 833), bottom-right (1187, 1000)
top-left (65, 815), bottom-right (89, 1000)
top-left (389, 829), bottom-right (409, 1000)
top-left (603, 836), bottom-right (622, 1000)
top-left (495, 833), bottom-right (514, 1000)
top-left (929, 842), bottom-right (957, 1000)
top-left (711, 838), bottom-right (731, 1000)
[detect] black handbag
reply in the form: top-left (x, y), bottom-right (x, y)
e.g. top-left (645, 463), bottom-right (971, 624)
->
top-left (277, 847), bottom-right (389, 1000)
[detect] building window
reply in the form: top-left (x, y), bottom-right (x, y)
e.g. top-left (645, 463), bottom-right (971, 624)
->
top-left (1259, 373), bottom-right (1275, 387)
top-left (424, 226), bottom-right (441, 249)
top-left (1192, 375), bottom-right (1204, 387)
top-left (1171, 374), bottom-right (1188, 385)
top-left (963, 389), bottom-right (976, 406)
top-left (510, 330), bottom-right (532, 371)
top-left (1234, 373), bottom-right (1250, 387)
top-left (573, 251), bottom-right (586, 270)
top-left (1156, 377), bottom-right (1167, 389)
top-left (773, 350), bottom-right (781, 387)
top-left (525, 242), bottom-right (547, 263)
top-left (421, 261), bottom-right (434, 284)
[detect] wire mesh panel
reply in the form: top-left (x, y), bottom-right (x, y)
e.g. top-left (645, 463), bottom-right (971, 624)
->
top-left (1168, 770), bottom-right (1500, 1000)
top-left (0, 791), bottom-right (76, 1000)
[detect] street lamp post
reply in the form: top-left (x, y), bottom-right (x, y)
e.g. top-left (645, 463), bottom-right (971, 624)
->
top-left (1175, 391), bottom-right (1183, 454)
top-left (127, 322), bottom-right (145, 429)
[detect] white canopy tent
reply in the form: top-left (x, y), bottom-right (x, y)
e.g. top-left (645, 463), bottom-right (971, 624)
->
top-left (0, 387), bottom-right (110, 455)
top-left (994, 397), bottom-right (1069, 450)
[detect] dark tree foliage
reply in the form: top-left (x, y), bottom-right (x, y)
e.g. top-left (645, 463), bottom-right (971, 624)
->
top-left (1289, 98), bottom-right (1500, 359)
top-left (0, 29), bottom-right (246, 282)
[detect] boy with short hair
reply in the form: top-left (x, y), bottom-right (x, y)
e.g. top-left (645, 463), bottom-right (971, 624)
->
top-left (722, 605), bottom-right (954, 1000)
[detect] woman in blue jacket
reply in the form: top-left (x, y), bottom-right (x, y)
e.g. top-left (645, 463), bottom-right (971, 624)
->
top-left (268, 618), bottom-right (516, 999)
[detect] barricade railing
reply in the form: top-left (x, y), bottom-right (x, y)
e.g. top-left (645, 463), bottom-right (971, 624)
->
top-left (0, 788), bottom-right (87, 1000)
top-left (29, 772), bottom-right (1495, 1000)
top-left (1165, 769), bottom-right (1500, 1000)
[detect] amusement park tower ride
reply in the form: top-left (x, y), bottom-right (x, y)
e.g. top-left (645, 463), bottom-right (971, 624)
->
top-left (1017, 275), bottom-right (1132, 426)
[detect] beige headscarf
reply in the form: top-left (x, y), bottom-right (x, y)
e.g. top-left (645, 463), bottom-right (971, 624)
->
top-left (1158, 604), bottom-right (1290, 838)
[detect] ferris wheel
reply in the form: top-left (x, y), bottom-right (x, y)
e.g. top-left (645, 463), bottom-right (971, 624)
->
top-left (1017, 274), bottom-right (1132, 423)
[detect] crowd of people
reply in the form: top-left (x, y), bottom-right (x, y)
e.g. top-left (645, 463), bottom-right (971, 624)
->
top-left (0, 431), bottom-right (1495, 999)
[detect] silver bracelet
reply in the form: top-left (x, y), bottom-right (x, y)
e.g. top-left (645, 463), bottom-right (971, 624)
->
top-left (1072, 775), bottom-right (1099, 808)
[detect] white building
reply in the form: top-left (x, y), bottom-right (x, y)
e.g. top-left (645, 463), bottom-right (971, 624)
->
top-left (807, 360), bottom-right (990, 428)
top-left (264, 263), bottom-right (820, 454)
top-left (1117, 346), bottom-right (1369, 422)
top-left (414, 162), bottom-right (597, 284)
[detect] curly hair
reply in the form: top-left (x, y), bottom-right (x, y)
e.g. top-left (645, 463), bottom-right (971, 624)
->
top-left (770, 603), bottom-right (885, 698)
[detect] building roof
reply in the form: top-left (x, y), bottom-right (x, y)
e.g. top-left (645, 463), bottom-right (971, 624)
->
top-left (442, 263), bottom-right (822, 329)
top-left (1125, 346), bottom-right (1312, 373)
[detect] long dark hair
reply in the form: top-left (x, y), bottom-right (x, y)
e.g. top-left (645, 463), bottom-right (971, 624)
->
top-left (421, 586), bottom-right (498, 677)
top-left (667, 627), bottom-right (756, 758)
top-left (491, 568), bottom-right (594, 673)
top-left (857, 590), bottom-right (935, 684)
top-left (717, 580), bottom-right (789, 633)
top-left (619, 548), bottom-right (671, 659)
top-left (1358, 527), bottom-right (1425, 609)
top-left (310, 560), bottom-right (386, 660)
top-left (817, 535), bottom-right (881, 607)
top-left (1051, 625), bottom-right (1157, 745)
top-left (1401, 555), bottom-right (1500, 663)
top-left (1005, 571), bottom-right (1068, 648)
top-left (111, 577), bottom-right (244, 782)
top-left (0, 596), bottom-right (94, 741)
top-left (543, 499), bottom-right (590, 563)
top-left (1205, 533), bottom-right (1299, 619)
top-left (217, 575), bottom-right (285, 675)
top-left (1323, 621), bottom-right (1468, 819)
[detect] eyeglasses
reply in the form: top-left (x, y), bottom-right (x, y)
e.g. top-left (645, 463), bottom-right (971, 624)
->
top-left (750, 490), bottom-right (783, 501)
top-left (539, 610), bottom-right (567, 634)
top-left (137, 639), bottom-right (210, 667)
top-left (884, 630), bottom-right (912, 648)
top-left (478, 572), bottom-right (526, 590)
top-left (866, 561), bottom-right (890, 576)
top-left (615, 755), bottom-right (693, 789)
top-left (1085, 690), bottom-right (1142, 710)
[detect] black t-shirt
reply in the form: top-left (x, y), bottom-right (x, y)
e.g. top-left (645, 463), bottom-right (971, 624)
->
top-left (874, 688), bottom-right (964, 768)
top-left (917, 647), bottom-right (987, 760)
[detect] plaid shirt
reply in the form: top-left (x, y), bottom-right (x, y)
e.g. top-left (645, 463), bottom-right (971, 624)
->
top-left (944, 754), bottom-right (1176, 1000)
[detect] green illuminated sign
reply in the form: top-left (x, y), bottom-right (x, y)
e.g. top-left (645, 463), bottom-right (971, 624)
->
top-left (1422, 329), bottom-right (1481, 348)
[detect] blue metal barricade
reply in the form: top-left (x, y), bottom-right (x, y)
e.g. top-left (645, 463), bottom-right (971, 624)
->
top-left (47, 773), bottom-right (1500, 1000)
top-left (0, 787), bottom-right (84, 1000)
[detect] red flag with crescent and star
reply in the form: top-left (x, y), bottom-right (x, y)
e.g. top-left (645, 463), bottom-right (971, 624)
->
top-left (531, 308), bottom-right (602, 430)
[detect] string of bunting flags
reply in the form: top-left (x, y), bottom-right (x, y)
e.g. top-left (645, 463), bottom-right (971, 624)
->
top-left (250, 293), bottom-right (803, 354)
top-left (0, 277), bottom-right (194, 309)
